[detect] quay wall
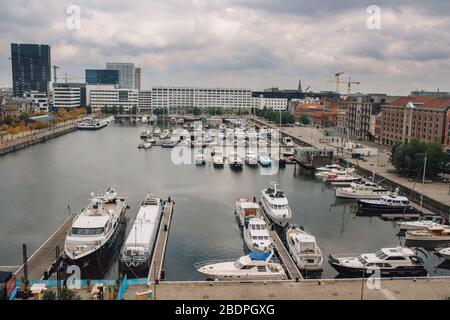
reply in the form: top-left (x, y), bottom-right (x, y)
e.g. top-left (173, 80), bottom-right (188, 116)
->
top-left (0, 125), bottom-right (77, 156)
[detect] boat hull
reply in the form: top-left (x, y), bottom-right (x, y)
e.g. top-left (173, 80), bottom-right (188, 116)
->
top-left (64, 218), bottom-right (126, 271)
top-left (329, 261), bottom-right (427, 278)
top-left (119, 259), bottom-right (149, 278)
top-left (77, 123), bottom-right (107, 130)
top-left (357, 200), bottom-right (414, 214)
top-left (335, 190), bottom-right (387, 199)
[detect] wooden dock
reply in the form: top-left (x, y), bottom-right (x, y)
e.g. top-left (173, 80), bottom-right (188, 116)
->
top-left (147, 200), bottom-right (175, 284)
top-left (15, 216), bottom-right (73, 280)
top-left (259, 204), bottom-right (303, 281)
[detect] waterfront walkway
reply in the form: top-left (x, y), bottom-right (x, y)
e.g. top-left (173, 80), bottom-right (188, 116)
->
top-left (148, 200), bottom-right (175, 283)
top-left (15, 216), bottom-right (73, 280)
top-left (124, 277), bottom-right (450, 300)
top-left (259, 204), bottom-right (303, 280)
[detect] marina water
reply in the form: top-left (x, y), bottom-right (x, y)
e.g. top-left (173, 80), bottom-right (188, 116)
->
top-left (0, 123), bottom-right (448, 280)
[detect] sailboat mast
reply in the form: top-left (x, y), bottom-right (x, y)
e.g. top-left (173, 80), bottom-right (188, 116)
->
top-left (420, 155), bottom-right (427, 206)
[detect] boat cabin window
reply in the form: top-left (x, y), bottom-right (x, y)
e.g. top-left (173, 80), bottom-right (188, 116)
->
top-left (375, 251), bottom-right (388, 260)
top-left (385, 256), bottom-right (405, 261)
top-left (257, 266), bottom-right (266, 272)
top-left (357, 256), bottom-right (367, 265)
top-left (72, 227), bottom-right (104, 235)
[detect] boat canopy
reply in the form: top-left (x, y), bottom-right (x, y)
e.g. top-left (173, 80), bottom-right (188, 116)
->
top-left (248, 252), bottom-right (270, 261)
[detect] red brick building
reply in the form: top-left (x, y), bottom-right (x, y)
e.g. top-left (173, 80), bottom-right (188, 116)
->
top-left (381, 97), bottom-right (450, 146)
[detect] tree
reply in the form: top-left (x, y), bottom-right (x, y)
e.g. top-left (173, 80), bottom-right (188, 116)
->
top-left (3, 115), bottom-right (14, 126)
top-left (42, 290), bottom-right (56, 300)
top-left (61, 286), bottom-right (81, 300)
top-left (300, 114), bottom-right (310, 125)
top-left (131, 107), bottom-right (137, 115)
top-left (391, 139), bottom-right (450, 178)
top-left (192, 107), bottom-right (201, 116)
top-left (19, 112), bottom-right (30, 122)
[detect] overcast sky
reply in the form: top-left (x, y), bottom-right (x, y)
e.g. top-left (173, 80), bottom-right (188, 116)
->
top-left (1, 0), bottom-right (449, 95)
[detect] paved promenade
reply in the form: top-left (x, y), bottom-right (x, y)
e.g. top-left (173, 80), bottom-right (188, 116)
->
top-left (123, 277), bottom-right (450, 300)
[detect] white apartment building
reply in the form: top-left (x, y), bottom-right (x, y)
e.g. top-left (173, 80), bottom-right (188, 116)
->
top-left (138, 90), bottom-right (152, 112)
top-left (87, 85), bottom-right (138, 112)
top-left (251, 96), bottom-right (288, 111)
top-left (23, 91), bottom-right (49, 113)
top-left (151, 87), bottom-right (252, 114)
top-left (50, 83), bottom-right (84, 109)
top-left (106, 62), bottom-right (135, 89)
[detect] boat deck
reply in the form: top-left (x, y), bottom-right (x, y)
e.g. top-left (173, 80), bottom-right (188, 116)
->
top-left (15, 216), bottom-right (73, 280)
top-left (259, 203), bottom-right (303, 280)
top-left (147, 200), bottom-right (175, 284)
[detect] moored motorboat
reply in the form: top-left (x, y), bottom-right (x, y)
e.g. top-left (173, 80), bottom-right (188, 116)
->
top-left (438, 247), bottom-right (450, 260)
top-left (357, 194), bottom-right (414, 214)
top-left (258, 153), bottom-right (272, 167)
top-left (235, 198), bottom-right (260, 227)
top-left (227, 152), bottom-right (244, 171)
top-left (119, 194), bottom-right (163, 276)
top-left (243, 217), bottom-right (273, 253)
top-left (64, 188), bottom-right (128, 269)
top-left (77, 118), bottom-right (108, 130)
top-left (328, 247), bottom-right (427, 278)
top-left (286, 226), bottom-right (323, 272)
top-left (245, 151), bottom-right (258, 166)
top-left (397, 219), bottom-right (450, 231)
top-left (195, 251), bottom-right (287, 281)
top-left (260, 182), bottom-right (292, 227)
top-left (213, 151), bottom-right (224, 168)
top-left (335, 181), bottom-right (391, 199)
top-left (405, 226), bottom-right (450, 243)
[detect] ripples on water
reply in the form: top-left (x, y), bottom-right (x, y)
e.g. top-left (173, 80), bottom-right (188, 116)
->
top-left (0, 123), bottom-right (448, 280)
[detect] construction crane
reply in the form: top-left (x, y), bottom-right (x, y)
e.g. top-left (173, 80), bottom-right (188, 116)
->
top-left (346, 77), bottom-right (360, 95)
top-left (52, 65), bottom-right (59, 83)
top-left (334, 72), bottom-right (344, 94)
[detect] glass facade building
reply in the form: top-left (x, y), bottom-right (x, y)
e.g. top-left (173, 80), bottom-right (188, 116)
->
top-left (11, 43), bottom-right (51, 97)
top-left (85, 69), bottom-right (120, 85)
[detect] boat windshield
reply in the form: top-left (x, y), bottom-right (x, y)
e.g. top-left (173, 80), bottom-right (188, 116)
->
top-left (72, 227), bottom-right (104, 236)
top-left (357, 256), bottom-right (367, 265)
top-left (234, 260), bottom-right (244, 269)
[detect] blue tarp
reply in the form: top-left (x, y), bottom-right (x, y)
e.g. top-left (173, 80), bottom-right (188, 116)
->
top-left (248, 252), bottom-right (270, 261)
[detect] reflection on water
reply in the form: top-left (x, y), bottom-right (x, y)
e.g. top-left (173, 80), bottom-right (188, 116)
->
top-left (0, 123), bottom-right (448, 280)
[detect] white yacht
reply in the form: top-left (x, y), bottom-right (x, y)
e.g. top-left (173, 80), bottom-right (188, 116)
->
top-left (328, 247), bottom-right (427, 277)
top-left (120, 194), bottom-right (162, 275)
top-left (235, 198), bottom-right (260, 227)
top-left (77, 118), bottom-right (108, 130)
top-left (160, 129), bottom-right (171, 139)
top-left (213, 151), bottom-right (224, 168)
top-left (282, 137), bottom-right (295, 156)
top-left (438, 247), bottom-right (450, 260)
top-left (315, 167), bottom-right (356, 178)
top-left (260, 183), bottom-right (292, 227)
top-left (227, 152), bottom-right (244, 170)
top-left (358, 194), bottom-right (413, 214)
top-left (143, 142), bottom-right (152, 149)
top-left (327, 174), bottom-right (362, 187)
top-left (64, 188), bottom-right (128, 268)
top-left (243, 217), bottom-right (273, 253)
top-left (194, 151), bottom-right (206, 165)
top-left (335, 181), bottom-right (391, 199)
top-left (195, 251), bottom-right (287, 281)
top-left (245, 151), bottom-right (259, 166)
top-left (140, 130), bottom-right (151, 139)
top-left (286, 226), bottom-right (323, 271)
top-left (153, 127), bottom-right (161, 137)
top-left (316, 164), bottom-right (344, 172)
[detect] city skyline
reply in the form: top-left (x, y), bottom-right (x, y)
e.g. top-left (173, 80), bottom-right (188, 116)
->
top-left (1, 0), bottom-right (450, 94)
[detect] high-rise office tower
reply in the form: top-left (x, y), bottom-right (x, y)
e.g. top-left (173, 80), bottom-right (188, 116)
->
top-left (11, 43), bottom-right (51, 97)
top-left (106, 62), bottom-right (135, 89)
top-left (134, 67), bottom-right (141, 90)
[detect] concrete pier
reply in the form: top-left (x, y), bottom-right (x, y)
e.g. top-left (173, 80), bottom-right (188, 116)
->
top-left (259, 204), bottom-right (303, 280)
top-left (15, 216), bottom-right (73, 280)
top-left (147, 200), bottom-right (175, 284)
